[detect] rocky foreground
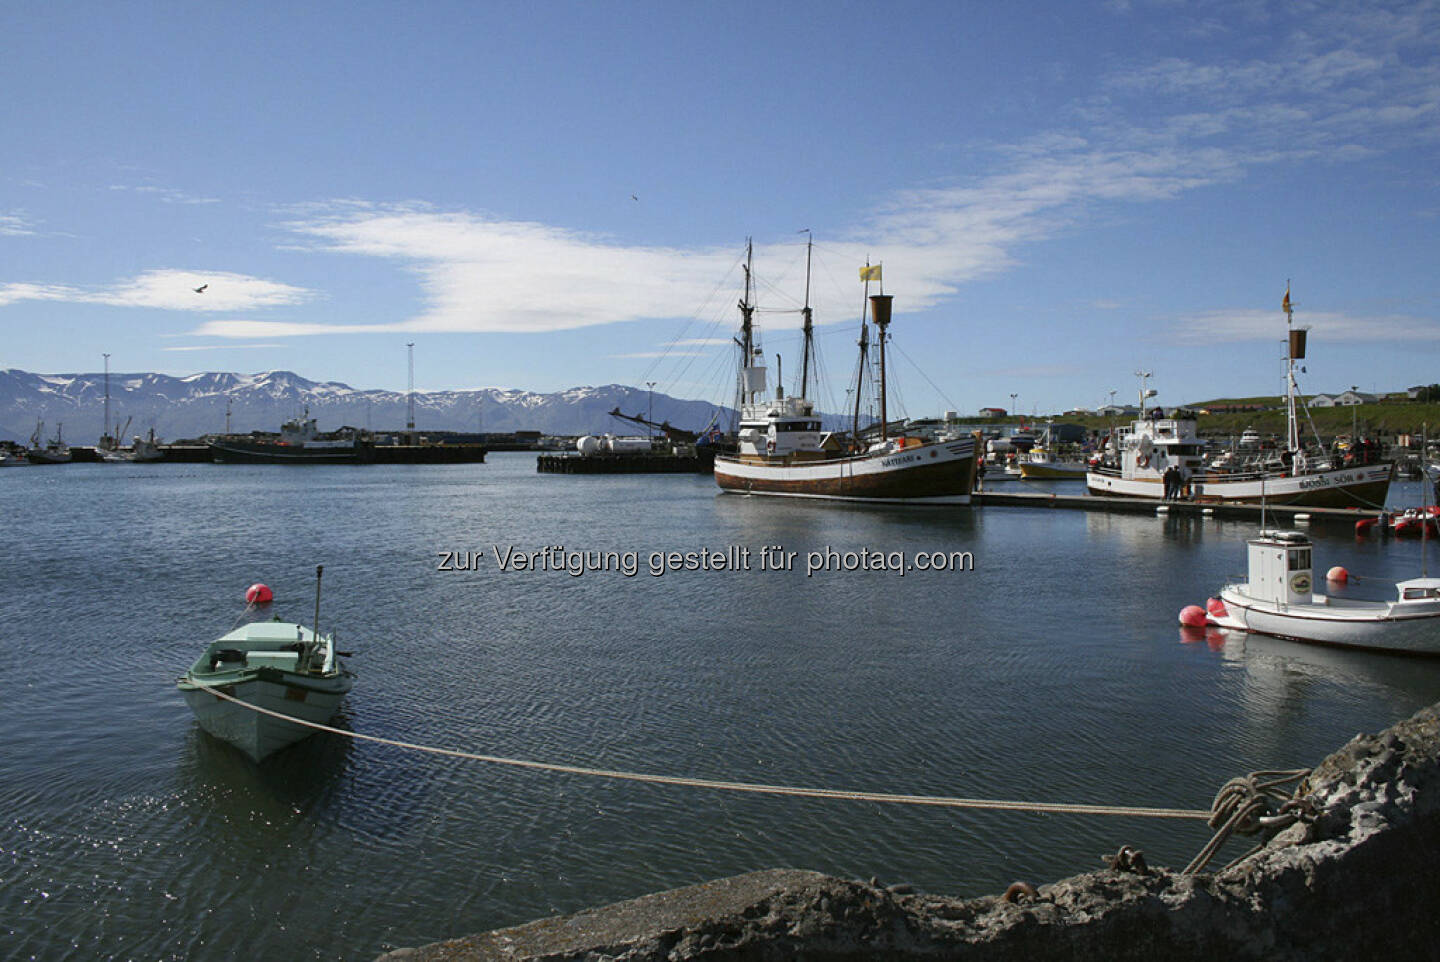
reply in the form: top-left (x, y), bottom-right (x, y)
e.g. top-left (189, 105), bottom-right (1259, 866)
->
top-left (379, 704), bottom-right (1440, 961)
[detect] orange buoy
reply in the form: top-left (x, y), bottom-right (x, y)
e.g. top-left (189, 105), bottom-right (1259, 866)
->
top-left (245, 583), bottom-right (273, 604)
top-left (1178, 605), bottom-right (1207, 627)
top-left (1327, 566), bottom-right (1349, 584)
top-left (1206, 597), bottom-right (1227, 618)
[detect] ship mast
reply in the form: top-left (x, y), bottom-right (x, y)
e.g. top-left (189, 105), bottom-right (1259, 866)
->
top-left (871, 293), bottom-right (893, 443)
top-left (735, 238), bottom-right (764, 408)
top-left (799, 232), bottom-right (814, 400)
top-left (852, 261), bottom-right (879, 443)
top-left (851, 321), bottom-right (869, 442)
top-left (1283, 282), bottom-right (1304, 454)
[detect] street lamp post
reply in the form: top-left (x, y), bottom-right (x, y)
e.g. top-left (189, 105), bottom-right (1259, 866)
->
top-left (1351, 384), bottom-right (1359, 439)
top-left (647, 382), bottom-right (656, 438)
top-left (102, 352), bottom-right (111, 446)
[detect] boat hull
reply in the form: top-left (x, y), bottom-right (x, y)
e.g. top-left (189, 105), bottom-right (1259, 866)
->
top-left (1216, 586), bottom-right (1440, 654)
top-left (1019, 460), bottom-right (1087, 479)
top-left (1087, 463), bottom-right (1392, 507)
top-left (714, 438), bottom-right (976, 504)
top-left (181, 672), bottom-right (350, 760)
top-left (209, 440), bottom-right (373, 464)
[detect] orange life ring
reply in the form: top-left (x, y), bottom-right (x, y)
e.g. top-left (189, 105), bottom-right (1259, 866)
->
top-left (1137, 453), bottom-right (1150, 468)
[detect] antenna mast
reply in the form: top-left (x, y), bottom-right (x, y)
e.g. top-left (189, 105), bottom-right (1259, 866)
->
top-left (102, 353), bottom-right (111, 445)
top-left (406, 342), bottom-right (416, 441)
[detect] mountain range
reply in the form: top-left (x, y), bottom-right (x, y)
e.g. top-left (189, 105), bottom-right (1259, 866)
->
top-left (0, 369), bottom-right (732, 444)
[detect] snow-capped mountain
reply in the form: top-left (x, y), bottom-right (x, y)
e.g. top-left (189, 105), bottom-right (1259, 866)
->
top-left (0, 368), bottom-right (731, 443)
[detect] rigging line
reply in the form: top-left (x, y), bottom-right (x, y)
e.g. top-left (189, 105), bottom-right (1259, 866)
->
top-left (193, 685), bottom-right (1210, 820)
top-left (891, 341), bottom-right (962, 416)
top-left (635, 253), bottom-right (747, 388)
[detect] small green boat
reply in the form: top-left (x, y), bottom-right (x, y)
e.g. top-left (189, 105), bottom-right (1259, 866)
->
top-left (178, 620), bottom-right (354, 761)
top-left (178, 567), bottom-right (353, 761)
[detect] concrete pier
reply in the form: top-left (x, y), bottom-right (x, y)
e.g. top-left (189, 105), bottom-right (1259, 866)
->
top-left (378, 703), bottom-right (1440, 960)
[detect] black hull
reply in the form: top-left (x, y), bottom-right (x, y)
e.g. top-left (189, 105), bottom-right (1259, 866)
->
top-left (209, 441), bottom-right (373, 464)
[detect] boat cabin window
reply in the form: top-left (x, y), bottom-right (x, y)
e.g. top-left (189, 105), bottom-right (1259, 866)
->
top-left (1288, 548), bottom-right (1311, 571)
top-left (1403, 586), bottom-right (1440, 600)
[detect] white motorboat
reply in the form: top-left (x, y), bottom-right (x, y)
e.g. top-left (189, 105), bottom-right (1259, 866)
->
top-left (1208, 529), bottom-right (1440, 654)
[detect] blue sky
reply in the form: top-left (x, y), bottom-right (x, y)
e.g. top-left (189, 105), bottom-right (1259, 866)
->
top-left (2, 0), bottom-right (1438, 419)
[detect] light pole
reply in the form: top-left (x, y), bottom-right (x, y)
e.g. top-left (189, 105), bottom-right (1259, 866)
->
top-left (1351, 384), bottom-right (1359, 439)
top-left (102, 352), bottom-right (111, 445)
top-left (406, 342), bottom-right (416, 442)
top-left (646, 382), bottom-right (656, 438)
top-left (1009, 392), bottom-right (1018, 420)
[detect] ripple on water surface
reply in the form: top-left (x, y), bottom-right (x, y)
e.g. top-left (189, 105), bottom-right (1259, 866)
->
top-left (4, 461), bottom-right (1440, 959)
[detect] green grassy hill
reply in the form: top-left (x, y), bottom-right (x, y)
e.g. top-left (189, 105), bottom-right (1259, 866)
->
top-left (1056, 401), bottom-right (1440, 441)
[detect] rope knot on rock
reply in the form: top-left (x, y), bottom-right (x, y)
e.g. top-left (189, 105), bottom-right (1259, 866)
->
top-left (1183, 769), bottom-right (1313, 875)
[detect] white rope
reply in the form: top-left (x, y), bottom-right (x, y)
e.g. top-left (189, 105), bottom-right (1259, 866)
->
top-left (197, 684), bottom-right (1210, 820)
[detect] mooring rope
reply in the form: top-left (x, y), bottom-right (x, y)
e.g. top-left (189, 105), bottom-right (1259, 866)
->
top-left (196, 684), bottom-right (1210, 820)
top-left (1181, 769), bottom-right (1313, 874)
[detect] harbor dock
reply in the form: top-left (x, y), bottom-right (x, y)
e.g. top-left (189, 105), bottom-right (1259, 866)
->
top-left (537, 451), bottom-right (714, 474)
top-left (974, 489), bottom-right (1382, 525)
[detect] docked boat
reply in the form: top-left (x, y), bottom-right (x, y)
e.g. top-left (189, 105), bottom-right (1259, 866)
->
top-left (1018, 456), bottom-right (1088, 479)
top-left (177, 568), bottom-right (353, 760)
top-left (210, 413), bottom-right (374, 464)
top-left (131, 428), bottom-right (164, 462)
top-left (1087, 290), bottom-right (1392, 507)
top-left (1207, 529), bottom-right (1440, 654)
top-left (26, 421), bottom-right (72, 465)
top-left (713, 243), bottom-right (976, 504)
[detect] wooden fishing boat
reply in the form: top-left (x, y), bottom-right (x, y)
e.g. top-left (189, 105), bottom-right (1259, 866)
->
top-left (713, 241), bottom-right (976, 504)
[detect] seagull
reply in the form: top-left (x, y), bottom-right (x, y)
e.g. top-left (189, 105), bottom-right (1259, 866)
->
top-left (193, 284), bottom-right (208, 294)
top-left (631, 194), bottom-right (638, 202)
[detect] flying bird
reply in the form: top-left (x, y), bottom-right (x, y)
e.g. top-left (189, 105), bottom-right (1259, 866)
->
top-left (631, 194), bottom-right (638, 202)
top-left (193, 284), bottom-right (208, 294)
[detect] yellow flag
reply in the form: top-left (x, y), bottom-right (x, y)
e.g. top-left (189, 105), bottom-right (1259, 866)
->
top-left (859, 264), bottom-right (882, 282)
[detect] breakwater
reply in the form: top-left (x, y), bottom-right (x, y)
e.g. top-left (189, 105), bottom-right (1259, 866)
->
top-left (380, 703), bottom-right (1440, 960)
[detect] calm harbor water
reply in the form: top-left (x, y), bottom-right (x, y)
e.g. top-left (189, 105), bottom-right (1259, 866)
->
top-left (5, 455), bottom-right (1440, 960)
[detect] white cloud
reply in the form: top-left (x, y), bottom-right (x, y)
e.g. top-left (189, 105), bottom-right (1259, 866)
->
top-left (108, 184), bottom-right (221, 205)
top-left (1173, 308), bottom-right (1440, 344)
top-left (606, 350), bottom-right (709, 359)
top-left (0, 270), bottom-right (312, 312)
top-left (161, 342), bottom-right (287, 352)
top-left (0, 213), bottom-right (36, 236)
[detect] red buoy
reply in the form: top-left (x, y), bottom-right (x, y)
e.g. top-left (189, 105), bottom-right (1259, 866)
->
top-left (1178, 605), bottom-right (1207, 627)
top-left (1206, 597), bottom-right (1227, 618)
top-left (245, 583), bottom-right (273, 604)
top-left (1355, 518), bottom-right (1378, 536)
top-left (1327, 566), bottom-right (1349, 584)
